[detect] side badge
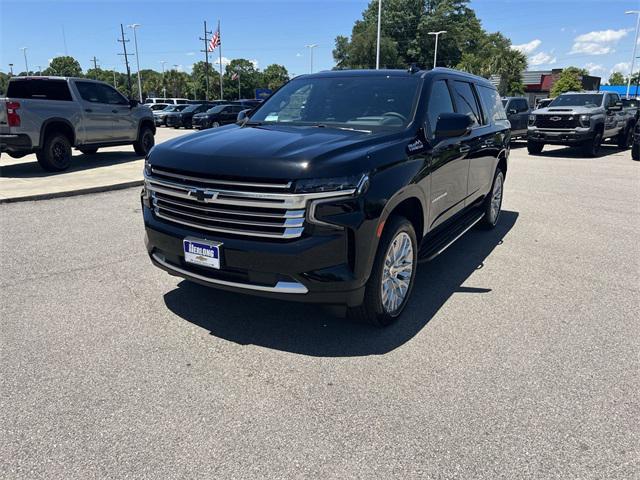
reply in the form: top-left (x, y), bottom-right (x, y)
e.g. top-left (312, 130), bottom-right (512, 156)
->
top-left (407, 138), bottom-right (424, 154)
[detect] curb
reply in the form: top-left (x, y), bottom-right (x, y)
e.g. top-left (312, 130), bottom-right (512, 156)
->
top-left (0, 180), bottom-right (143, 204)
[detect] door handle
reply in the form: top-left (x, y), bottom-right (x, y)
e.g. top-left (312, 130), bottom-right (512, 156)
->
top-left (459, 145), bottom-right (471, 154)
top-left (85, 108), bottom-right (93, 113)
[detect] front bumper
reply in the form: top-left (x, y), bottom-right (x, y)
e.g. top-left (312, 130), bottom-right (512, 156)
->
top-left (143, 205), bottom-right (366, 306)
top-left (0, 133), bottom-right (33, 154)
top-left (528, 128), bottom-right (593, 145)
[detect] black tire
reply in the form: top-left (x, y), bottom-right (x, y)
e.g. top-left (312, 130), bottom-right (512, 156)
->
top-left (133, 126), bottom-right (155, 156)
top-left (527, 140), bottom-right (544, 154)
top-left (479, 168), bottom-right (505, 230)
top-left (347, 216), bottom-right (418, 327)
top-left (36, 132), bottom-right (72, 171)
top-left (616, 126), bottom-right (633, 149)
top-left (632, 142), bottom-right (639, 161)
top-left (583, 131), bottom-right (603, 157)
top-left (79, 147), bottom-right (98, 155)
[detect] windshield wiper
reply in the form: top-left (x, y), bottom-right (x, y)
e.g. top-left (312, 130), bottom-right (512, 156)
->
top-left (310, 124), bottom-right (371, 133)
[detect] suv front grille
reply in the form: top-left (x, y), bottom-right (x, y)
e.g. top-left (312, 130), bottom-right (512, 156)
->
top-left (535, 115), bottom-right (579, 129)
top-left (144, 167), bottom-right (356, 240)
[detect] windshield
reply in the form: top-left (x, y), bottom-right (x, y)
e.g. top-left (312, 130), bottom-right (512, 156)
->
top-left (550, 94), bottom-right (603, 108)
top-left (150, 104), bottom-right (168, 111)
top-left (250, 75), bottom-right (421, 130)
top-left (207, 105), bottom-right (226, 114)
top-left (182, 104), bottom-right (202, 113)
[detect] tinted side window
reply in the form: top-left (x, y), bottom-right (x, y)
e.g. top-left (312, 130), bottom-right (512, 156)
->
top-left (477, 86), bottom-right (508, 123)
top-left (7, 79), bottom-right (72, 101)
top-left (96, 84), bottom-right (128, 105)
top-left (76, 82), bottom-right (102, 103)
top-left (511, 99), bottom-right (527, 112)
top-left (453, 81), bottom-right (482, 127)
top-left (426, 80), bottom-right (455, 132)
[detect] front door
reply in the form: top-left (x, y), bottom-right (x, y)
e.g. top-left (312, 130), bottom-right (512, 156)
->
top-left (96, 83), bottom-right (137, 141)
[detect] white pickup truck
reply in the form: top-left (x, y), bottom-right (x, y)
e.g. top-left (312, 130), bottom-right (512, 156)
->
top-left (0, 76), bottom-right (155, 171)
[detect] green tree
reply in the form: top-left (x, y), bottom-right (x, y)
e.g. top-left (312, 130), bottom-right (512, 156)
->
top-left (261, 64), bottom-right (289, 90)
top-left (164, 69), bottom-right (190, 97)
top-left (224, 59), bottom-right (260, 100)
top-left (191, 61), bottom-right (222, 100)
top-left (608, 71), bottom-right (626, 86)
top-left (0, 72), bottom-right (9, 95)
top-left (43, 56), bottom-right (83, 77)
top-left (550, 67), bottom-right (588, 97)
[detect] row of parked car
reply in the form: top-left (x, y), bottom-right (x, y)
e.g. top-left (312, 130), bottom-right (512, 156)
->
top-left (150, 99), bottom-right (261, 130)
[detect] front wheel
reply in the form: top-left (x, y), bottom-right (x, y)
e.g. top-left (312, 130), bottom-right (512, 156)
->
top-left (632, 142), bottom-right (639, 160)
top-left (616, 127), bottom-right (633, 149)
top-left (348, 216), bottom-right (417, 327)
top-left (133, 126), bottom-right (155, 156)
top-left (583, 131), bottom-right (602, 157)
top-left (527, 140), bottom-right (544, 154)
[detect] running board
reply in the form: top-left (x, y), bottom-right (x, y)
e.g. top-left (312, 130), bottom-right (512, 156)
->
top-left (418, 211), bottom-right (485, 262)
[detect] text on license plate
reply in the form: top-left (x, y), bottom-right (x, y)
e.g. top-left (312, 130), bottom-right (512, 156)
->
top-left (183, 238), bottom-right (221, 269)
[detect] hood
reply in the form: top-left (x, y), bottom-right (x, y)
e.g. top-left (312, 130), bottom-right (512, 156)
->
top-left (533, 106), bottom-right (603, 115)
top-left (148, 124), bottom-right (399, 179)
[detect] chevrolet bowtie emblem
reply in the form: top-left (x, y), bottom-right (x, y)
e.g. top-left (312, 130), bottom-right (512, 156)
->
top-left (549, 116), bottom-right (562, 121)
top-left (188, 188), bottom-right (219, 202)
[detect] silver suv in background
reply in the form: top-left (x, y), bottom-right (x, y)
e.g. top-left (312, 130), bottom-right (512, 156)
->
top-left (0, 76), bottom-right (155, 171)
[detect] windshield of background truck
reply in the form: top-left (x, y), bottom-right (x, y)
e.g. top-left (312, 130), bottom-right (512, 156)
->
top-left (250, 75), bottom-right (421, 130)
top-left (549, 94), bottom-right (603, 108)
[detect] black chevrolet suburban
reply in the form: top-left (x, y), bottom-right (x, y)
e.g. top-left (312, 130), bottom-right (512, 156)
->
top-left (142, 68), bottom-right (510, 326)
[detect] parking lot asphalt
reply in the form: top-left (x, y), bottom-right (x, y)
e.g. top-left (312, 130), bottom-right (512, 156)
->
top-left (0, 127), bottom-right (187, 203)
top-left (1, 143), bottom-right (639, 479)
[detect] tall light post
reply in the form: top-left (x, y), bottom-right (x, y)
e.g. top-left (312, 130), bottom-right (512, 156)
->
top-left (8, 63), bottom-right (14, 76)
top-left (128, 23), bottom-right (143, 102)
top-left (160, 60), bottom-right (167, 98)
top-left (625, 10), bottom-right (640, 99)
top-left (427, 31), bottom-right (446, 69)
top-left (305, 44), bottom-right (318, 73)
top-left (112, 66), bottom-right (117, 88)
top-left (20, 47), bottom-right (29, 74)
top-left (376, 0), bottom-right (382, 69)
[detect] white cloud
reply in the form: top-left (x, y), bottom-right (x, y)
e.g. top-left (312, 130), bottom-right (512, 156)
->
top-left (570, 28), bottom-right (630, 55)
top-left (584, 62), bottom-right (605, 75)
top-left (611, 62), bottom-right (631, 74)
top-left (214, 56), bottom-right (231, 66)
top-left (575, 29), bottom-right (629, 43)
top-left (186, 52), bottom-right (195, 56)
top-left (250, 59), bottom-right (259, 69)
top-left (296, 52), bottom-right (303, 57)
top-left (512, 39), bottom-right (542, 55)
top-left (529, 51), bottom-right (557, 66)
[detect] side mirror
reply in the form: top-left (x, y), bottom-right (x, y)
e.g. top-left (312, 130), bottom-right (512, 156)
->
top-left (236, 109), bottom-right (251, 122)
top-left (508, 109), bottom-right (517, 115)
top-left (129, 98), bottom-right (139, 108)
top-left (435, 113), bottom-right (473, 140)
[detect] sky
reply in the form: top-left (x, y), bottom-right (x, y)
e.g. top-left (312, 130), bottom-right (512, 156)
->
top-left (1, 0), bottom-right (639, 82)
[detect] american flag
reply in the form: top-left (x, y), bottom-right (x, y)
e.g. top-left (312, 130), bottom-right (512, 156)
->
top-left (208, 29), bottom-right (220, 52)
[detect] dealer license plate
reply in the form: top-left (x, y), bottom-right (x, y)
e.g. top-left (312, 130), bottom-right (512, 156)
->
top-left (183, 238), bottom-right (221, 269)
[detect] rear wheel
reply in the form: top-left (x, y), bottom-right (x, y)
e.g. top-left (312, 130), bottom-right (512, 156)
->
top-left (348, 216), bottom-right (417, 327)
top-left (583, 131), bottom-right (602, 157)
top-left (527, 140), bottom-right (544, 154)
top-left (212, 121), bottom-right (220, 128)
top-left (79, 147), bottom-right (98, 155)
top-left (480, 169), bottom-right (504, 229)
top-left (133, 126), bottom-right (155, 156)
top-left (36, 132), bottom-right (72, 171)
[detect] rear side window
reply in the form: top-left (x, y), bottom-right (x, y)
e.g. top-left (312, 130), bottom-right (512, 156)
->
top-left (7, 79), bottom-right (72, 101)
top-left (477, 86), bottom-right (507, 123)
top-left (426, 80), bottom-right (455, 132)
top-left (452, 81), bottom-right (482, 127)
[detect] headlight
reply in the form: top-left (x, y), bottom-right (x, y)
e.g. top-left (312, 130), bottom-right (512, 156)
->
top-left (144, 157), bottom-right (152, 176)
top-left (579, 114), bottom-right (591, 127)
top-left (294, 174), bottom-right (369, 194)
top-left (528, 114), bottom-right (536, 126)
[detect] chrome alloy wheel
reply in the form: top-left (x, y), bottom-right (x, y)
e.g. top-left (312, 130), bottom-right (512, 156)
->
top-left (381, 231), bottom-right (414, 315)
top-left (489, 172), bottom-right (503, 225)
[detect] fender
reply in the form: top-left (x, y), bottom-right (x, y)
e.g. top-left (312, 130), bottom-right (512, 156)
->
top-left (137, 117), bottom-right (156, 139)
top-left (39, 117), bottom-right (76, 149)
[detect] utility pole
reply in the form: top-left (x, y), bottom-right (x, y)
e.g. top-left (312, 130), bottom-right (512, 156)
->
top-left (112, 66), bottom-right (117, 88)
top-left (90, 56), bottom-right (99, 78)
top-left (428, 31), bottom-right (446, 69)
top-left (376, 0), bottom-right (382, 69)
top-left (160, 60), bottom-right (167, 98)
top-left (199, 21), bottom-right (212, 101)
top-left (305, 44), bottom-right (317, 73)
top-left (118, 24), bottom-right (133, 97)
top-left (173, 64), bottom-right (179, 97)
top-left (36, 65), bottom-right (42, 76)
top-left (20, 47), bottom-right (29, 74)
top-left (128, 24), bottom-right (143, 102)
top-left (217, 20), bottom-right (223, 100)
top-left (625, 10), bottom-right (640, 99)
top-left (8, 63), bottom-right (14, 76)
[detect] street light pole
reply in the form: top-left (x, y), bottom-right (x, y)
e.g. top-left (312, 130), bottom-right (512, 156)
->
top-left (160, 61), bottom-right (167, 98)
top-left (625, 10), bottom-right (640, 99)
top-left (8, 64), bottom-right (14, 76)
top-left (305, 44), bottom-right (318, 74)
top-left (128, 23), bottom-right (143, 102)
top-left (20, 47), bottom-right (29, 74)
top-left (427, 31), bottom-right (446, 69)
top-left (376, 0), bottom-right (382, 69)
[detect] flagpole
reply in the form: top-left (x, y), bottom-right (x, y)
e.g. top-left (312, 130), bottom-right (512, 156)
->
top-left (218, 19), bottom-right (223, 100)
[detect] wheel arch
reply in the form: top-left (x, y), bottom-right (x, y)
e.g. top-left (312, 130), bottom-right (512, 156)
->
top-left (40, 118), bottom-right (76, 148)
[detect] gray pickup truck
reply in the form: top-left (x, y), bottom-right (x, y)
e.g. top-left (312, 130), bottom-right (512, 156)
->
top-left (527, 91), bottom-right (634, 157)
top-left (0, 76), bottom-right (155, 171)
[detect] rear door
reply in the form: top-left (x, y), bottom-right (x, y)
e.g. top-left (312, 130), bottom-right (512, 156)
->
top-left (74, 81), bottom-right (116, 143)
top-left (426, 78), bottom-right (469, 229)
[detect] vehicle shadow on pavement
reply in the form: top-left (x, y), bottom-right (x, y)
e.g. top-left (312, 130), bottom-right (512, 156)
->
top-left (0, 151), bottom-right (144, 178)
top-left (163, 210), bottom-right (519, 357)
top-left (527, 144), bottom-right (627, 159)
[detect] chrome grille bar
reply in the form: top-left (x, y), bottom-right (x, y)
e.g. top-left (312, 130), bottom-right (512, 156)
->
top-left (151, 167), bottom-right (292, 190)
